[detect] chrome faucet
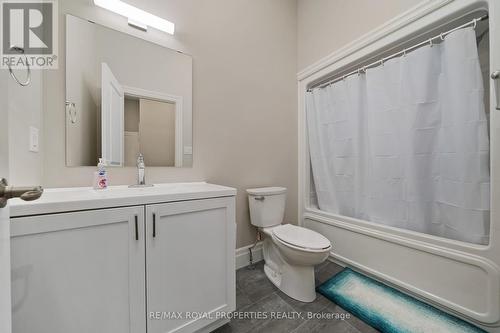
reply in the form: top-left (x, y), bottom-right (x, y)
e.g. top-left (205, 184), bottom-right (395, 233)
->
top-left (137, 153), bottom-right (145, 185)
top-left (129, 153), bottom-right (153, 188)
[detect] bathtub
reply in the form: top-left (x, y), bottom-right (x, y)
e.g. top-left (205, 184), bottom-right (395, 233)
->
top-left (297, 0), bottom-right (500, 331)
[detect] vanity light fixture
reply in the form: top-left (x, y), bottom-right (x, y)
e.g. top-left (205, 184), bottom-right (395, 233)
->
top-left (93, 0), bottom-right (175, 35)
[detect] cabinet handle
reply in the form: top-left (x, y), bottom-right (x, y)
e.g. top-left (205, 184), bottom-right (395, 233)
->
top-left (134, 215), bottom-right (139, 241)
top-left (152, 213), bottom-right (156, 238)
top-left (492, 70), bottom-right (500, 110)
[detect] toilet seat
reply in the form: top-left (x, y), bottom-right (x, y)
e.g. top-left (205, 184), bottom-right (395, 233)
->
top-left (272, 224), bottom-right (331, 252)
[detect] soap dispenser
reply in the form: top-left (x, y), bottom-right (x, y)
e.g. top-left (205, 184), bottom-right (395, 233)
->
top-left (94, 158), bottom-right (108, 189)
top-left (137, 153), bottom-right (145, 185)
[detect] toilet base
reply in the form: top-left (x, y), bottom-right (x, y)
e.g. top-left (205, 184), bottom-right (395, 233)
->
top-left (260, 228), bottom-right (329, 303)
top-left (263, 262), bottom-right (317, 303)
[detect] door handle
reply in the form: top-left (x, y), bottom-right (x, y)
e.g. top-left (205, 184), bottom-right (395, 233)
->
top-left (492, 70), bottom-right (500, 110)
top-left (0, 178), bottom-right (43, 208)
top-left (152, 213), bottom-right (156, 238)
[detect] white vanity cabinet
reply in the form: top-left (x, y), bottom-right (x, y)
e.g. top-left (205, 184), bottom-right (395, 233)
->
top-left (146, 198), bottom-right (236, 333)
top-left (10, 206), bottom-right (147, 333)
top-left (9, 183), bottom-right (236, 333)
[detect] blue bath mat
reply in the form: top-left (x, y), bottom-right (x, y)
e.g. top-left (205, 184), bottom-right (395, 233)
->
top-left (317, 268), bottom-right (486, 333)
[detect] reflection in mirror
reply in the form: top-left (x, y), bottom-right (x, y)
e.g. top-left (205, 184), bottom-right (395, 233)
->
top-left (65, 14), bottom-right (192, 167)
top-left (124, 97), bottom-right (178, 167)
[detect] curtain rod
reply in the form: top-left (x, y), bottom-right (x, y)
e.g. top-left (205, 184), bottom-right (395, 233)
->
top-left (308, 14), bottom-right (489, 91)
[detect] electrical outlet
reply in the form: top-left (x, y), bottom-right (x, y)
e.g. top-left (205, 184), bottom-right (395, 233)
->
top-left (29, 126), bottom-right (39, 153)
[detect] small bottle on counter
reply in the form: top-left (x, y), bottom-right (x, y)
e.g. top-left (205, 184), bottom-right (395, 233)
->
top-left (94, 158), bottom-right (108, 190)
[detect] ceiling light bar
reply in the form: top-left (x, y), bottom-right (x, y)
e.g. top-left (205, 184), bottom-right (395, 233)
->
top-left (94, 0), bottom-right (175, 35)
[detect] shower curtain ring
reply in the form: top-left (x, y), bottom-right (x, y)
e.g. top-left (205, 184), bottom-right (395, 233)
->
top-left (473, 18), bottom-right (477, 29)
top-left (379, 59), bottom-right (384, 66)
top-left (402, 49), bottom-right (407, 57)
top-left (429, 39), bottom-right (433, 47)
top-left (439, 33), bottom-right (445, 41)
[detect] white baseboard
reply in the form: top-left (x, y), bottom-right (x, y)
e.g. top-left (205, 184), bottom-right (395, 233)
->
top-left (235, 242), bottom-right (263, 270)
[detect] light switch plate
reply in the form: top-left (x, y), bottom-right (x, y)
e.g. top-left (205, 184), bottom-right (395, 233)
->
top-left (29, 126), bottom-right (39, 152)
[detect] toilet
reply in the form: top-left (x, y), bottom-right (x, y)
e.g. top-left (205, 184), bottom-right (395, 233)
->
top-left (247, 187), bottom-right (331, 302)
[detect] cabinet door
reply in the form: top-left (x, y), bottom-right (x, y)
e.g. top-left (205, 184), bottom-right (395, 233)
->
top-left (10, 206), bottom-right (146, 333)
top-left (146, 197), bottom-right (236, 333)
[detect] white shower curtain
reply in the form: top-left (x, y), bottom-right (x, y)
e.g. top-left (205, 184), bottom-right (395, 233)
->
top-left (306, 28), bottom-right (490, 245)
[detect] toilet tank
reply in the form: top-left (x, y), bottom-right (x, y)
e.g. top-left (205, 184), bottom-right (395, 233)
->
top-left (247, 187), bottom-right (287, 228)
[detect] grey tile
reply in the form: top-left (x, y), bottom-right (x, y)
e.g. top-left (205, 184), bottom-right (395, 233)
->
top-left (251, 292), bottom-right (305, 333)
top-left (236, 287), bottom-right (252, 310)
top-left (343, 312), bottom-right (380, 333)
top-left (250, 316), bottom-right (304, 333)
top-left (315, 261), bottom-right (344, 286)
top-left (292, 317), bottom-right (360, 333)
top-left (236, 261), bottom-right (265, 281)
top-left (258, 291), bottom-right (297, 313)
top-left (236, 263), bottom-right (277, 303)
top-left (275, 289), bottom-right (331, 315)
top-left (218, 292), bottom-right (298, 333)
top-left (291, 303), bottom-right (361, 333)
top-left (323, 261), bottom-right (345, 272)
top-left (225, 262), bottom-right (378, 333)
top-left (314, 260), bottom-right (330, 274)
top-left (214, 296), bottom-right (272, 333)
top-left (213, 323), bottom-right (234, 333)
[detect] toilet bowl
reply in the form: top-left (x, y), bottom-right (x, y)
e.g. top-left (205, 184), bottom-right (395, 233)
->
top-left (247, 187), bottom-right (331, 302)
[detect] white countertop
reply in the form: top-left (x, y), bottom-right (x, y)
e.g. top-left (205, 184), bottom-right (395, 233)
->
top-left (9, 182), bottom-right (237, 217)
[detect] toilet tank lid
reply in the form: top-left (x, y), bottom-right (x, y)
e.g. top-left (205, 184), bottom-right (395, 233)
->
top-left (246, 187), bottom-right (287, 196)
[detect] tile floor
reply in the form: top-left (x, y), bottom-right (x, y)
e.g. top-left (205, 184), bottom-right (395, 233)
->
top-left (215, 260), bottom-right (380, 333)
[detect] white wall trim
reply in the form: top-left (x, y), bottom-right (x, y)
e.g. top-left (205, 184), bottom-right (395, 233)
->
top-left (122, 85), bottom-right (184, 167)
top-left (235, 242), bottom-right (263, 270)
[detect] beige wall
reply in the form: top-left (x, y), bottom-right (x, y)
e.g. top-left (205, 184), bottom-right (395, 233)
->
top-left (8, 70), bottom-right (43, 187)
top-left (0, 72), bottom-right (8, 178)
top-left (124, 98), bottom-right (140, 133)
top-left (124, 98), bottom-right (140, 167)
top-left (139, 99), bottom-right (176, 167)
top-left (65, 15), bottom-right (99, 167)
top-left (1, 14), bottom-right (44, 188)
top-left (39, 0), bottom-right (424, 248)
top-left (297, 0), bottom-right (424, 70)
top-left (42, 0), bottom-right (298, 248)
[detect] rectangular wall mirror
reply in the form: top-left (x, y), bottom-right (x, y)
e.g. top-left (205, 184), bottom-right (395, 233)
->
top-left (65, 14), bottom-right (193, 167)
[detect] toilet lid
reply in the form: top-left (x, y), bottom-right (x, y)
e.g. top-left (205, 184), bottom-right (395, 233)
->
top-left (272, 224), bottom-right (331, 250)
